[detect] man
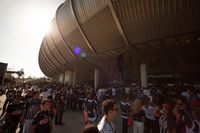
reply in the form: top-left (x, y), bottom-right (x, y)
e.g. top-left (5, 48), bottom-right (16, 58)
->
top-left (31, 99), bottom-right (52, 133)
top-left (84, 93), bottom-right (98, 124)
top-left (22, 91), bottom-right (41, 133)
top-left (54, 87), bottom-right (65, 125)
top-left (120, 95), bottom-right (131, 133)
top-left (98, 99), bottom-right (118, 133)
top-left (1, 87), bottom-right (15, 117)
top-left (4, 94), bottom-right (24, 133)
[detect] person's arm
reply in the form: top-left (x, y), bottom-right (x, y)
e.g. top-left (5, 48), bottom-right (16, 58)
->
top-left (21, 103), bottom-right (28, 122)
top-left (31, 112), bottom-right (39, 133)
top-left (30, 125), bottom-right (36, 133)
top-left (1, 98), bottom-right (9, 117)
top-left (49, 117), bottom-right (53, 132)
top-left (5, 112), bottom-right (15, 126)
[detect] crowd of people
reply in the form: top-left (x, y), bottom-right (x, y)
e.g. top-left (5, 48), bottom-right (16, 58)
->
top-left (0, 82), bottom-right (199, 133)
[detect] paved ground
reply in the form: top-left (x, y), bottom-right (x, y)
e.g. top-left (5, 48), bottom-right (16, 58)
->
top-left (0, 95), bottom-right (132, 133)
top-left (52, 109), bottom-right (133, 133)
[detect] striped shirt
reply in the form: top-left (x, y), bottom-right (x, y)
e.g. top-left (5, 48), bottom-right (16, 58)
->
top-left (120, 101), bottom-right (130, 119)
top-left (25, 98), bottom-right (41, 120)
top-left (159, 115), bottom-right (169, 133)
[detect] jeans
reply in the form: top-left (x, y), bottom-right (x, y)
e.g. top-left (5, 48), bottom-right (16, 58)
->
top-left (133, 120), bottom-right (144, 133)
top-left (122, 118), bottom-right (128, 133)
top-left (24, 119), bottom-right (33, 133)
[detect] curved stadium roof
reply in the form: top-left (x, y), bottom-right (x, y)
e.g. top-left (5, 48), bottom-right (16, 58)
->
top-left (39, 0), bottom-right (200, 83)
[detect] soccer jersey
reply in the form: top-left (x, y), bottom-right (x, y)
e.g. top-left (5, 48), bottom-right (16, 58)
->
top-left (6, 102), bottom-right (24, 123)
top-left (120, 101), bottom-right (130, 119)
top-left (25, 98), bottom-right (41, 120)
top-left (32, 111), bottom-right (52, 133)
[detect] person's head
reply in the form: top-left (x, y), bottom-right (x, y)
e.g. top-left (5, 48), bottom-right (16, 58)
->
top-left (122, 95), bottom-right (129, 101)
top-left (13, 95), bottom-right (21, 104)
top-left (32, 91), bottom-right (40, 99)
top-left (162, 104), bottom-right (171, 116)
top-left (41, 99), bottom-right (51, 111)
top-left (176, 96), bottom-right (187, 109)
top-left (132, 98), bottom-right (143, 114)
top-left (82, 124), bottom-right (99, 133)
top-left (102, 99), bottom-right (118, 121)
top-left (26, 89), bottom-right (33, 96)
top-left (192, 107), bottom-right (200, 120)
top-left (16, 90), bottom-right (22, 95)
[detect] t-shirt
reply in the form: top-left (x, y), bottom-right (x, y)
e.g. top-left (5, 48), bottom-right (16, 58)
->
top-left (25, 98), bottom-right (41, 120)
top-left (98, 115), bottom-right (116, 133)
top-left (85, 99), bottom-right (98, 118)
top-left (32, 111), bottom-right (52, 133)
top-left (6, 102), bottom-right (25, 123)
top-left (134, 110), bottom-right (145, 122)
top-left (120, 101), bottom-right (130, 119)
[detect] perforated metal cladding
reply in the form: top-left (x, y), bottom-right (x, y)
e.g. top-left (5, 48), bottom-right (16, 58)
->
top-left (50, 19), bottom-right (62, 45)
top-left (43, 39), bottom-right (62, 68)
top-left (39, 53), bottom-right (51, 77)
top-left (112, 0), bottom-right (200, 44)
top-left (73, 0), bottom-right (109, 24)
top-left (40, 47), bottom-right (58, 75)
top-left (45, 34), bottom-right (55, 51)
top-left (81, 7), bottom-right (125, 54)
top-left (57, 0), bottom-right (78, 38)
top-left (39, 60), bottom-right (53, 77)
top-left (45, 33), bottom-right (68, 67)
top-left (55, 41), bottom-right (74, 63)
top-left (40, 49), bottom-right (55, 72)
top-left (41, 41), bottom-right (60, 72)
top-left (64, 28), bottom-right (93, 55)
top-left (50, 20), bottom-right (74, 67)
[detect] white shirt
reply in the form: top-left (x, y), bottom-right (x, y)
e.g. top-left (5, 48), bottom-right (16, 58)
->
top-left (40, 91), bottom-right (51, 100)
top-left (125, 87), bottom-right (130, 94)
top-left (143, 105), bottom-right (157, 120)
top-left (98, 115), bottom-right (116, 133)
top-left (112, 88), bottom-right (116, 96)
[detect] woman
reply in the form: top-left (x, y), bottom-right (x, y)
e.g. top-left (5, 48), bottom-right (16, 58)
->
top-left (131, 98), bottom-right (145, 133)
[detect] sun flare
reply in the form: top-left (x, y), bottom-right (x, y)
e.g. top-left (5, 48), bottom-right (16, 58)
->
top-left (20, 3), bottom-right (54, 37)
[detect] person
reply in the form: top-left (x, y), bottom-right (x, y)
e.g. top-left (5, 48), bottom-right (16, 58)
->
top-left (3, 94), bottom-right (24, 133)
top-left (120, 95), bottom-right (131, 133)
top-left (131, 98), bottom-right (145, 133)
top-left (82, 124), bottom-right (100, 133)
top-left (22, 91), bottom-right (41, 133)
top-left (84, 93), bottom-right (98, 124)
top-left (31, 99), bottom-right (52, 133)
top-left (1, 87), bottom-right (15, 117)
top-left (98, 99), bottom-right (118, 133)
top-left (54, 87), bottom-right (65, 125)
top-left (143, 95), bottom-right (160, 133)
top-left (159, 104), bottom-right (171, 133)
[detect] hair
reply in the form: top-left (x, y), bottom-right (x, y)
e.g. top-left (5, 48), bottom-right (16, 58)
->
top-left (132, 98), bottom-right (143, 114)
top-left (32, 91), bottom-right (39, 96)
top-left (41, 99), bottom-right (51, 105)
top-left (82, 124), bottom-right (99, 133)
top-left (102, 99), bottom-right (115, 115)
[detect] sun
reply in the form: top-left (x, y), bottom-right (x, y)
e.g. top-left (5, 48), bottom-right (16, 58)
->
top-left (19, 3), bottom-right (54, 37)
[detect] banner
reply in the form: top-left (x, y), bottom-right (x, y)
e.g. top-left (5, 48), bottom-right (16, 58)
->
top-left (0, 62), bottom-right (8, 85)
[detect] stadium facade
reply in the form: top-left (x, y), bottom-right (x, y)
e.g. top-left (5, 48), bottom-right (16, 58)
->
top-left (38, 0), bottom-right (200, 87)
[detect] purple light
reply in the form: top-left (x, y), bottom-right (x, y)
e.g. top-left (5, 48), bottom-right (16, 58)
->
top-left (74, 47), bottom-right (81, 55)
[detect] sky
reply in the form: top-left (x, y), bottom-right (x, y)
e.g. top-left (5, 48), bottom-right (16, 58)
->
top-left (0, 0), bottom-right (65, 78)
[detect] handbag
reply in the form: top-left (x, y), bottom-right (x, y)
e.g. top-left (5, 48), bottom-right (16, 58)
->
top-left (127, 113), bottom-right (134, 126)
top-left (84, 111), bottom-right (88, 124)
